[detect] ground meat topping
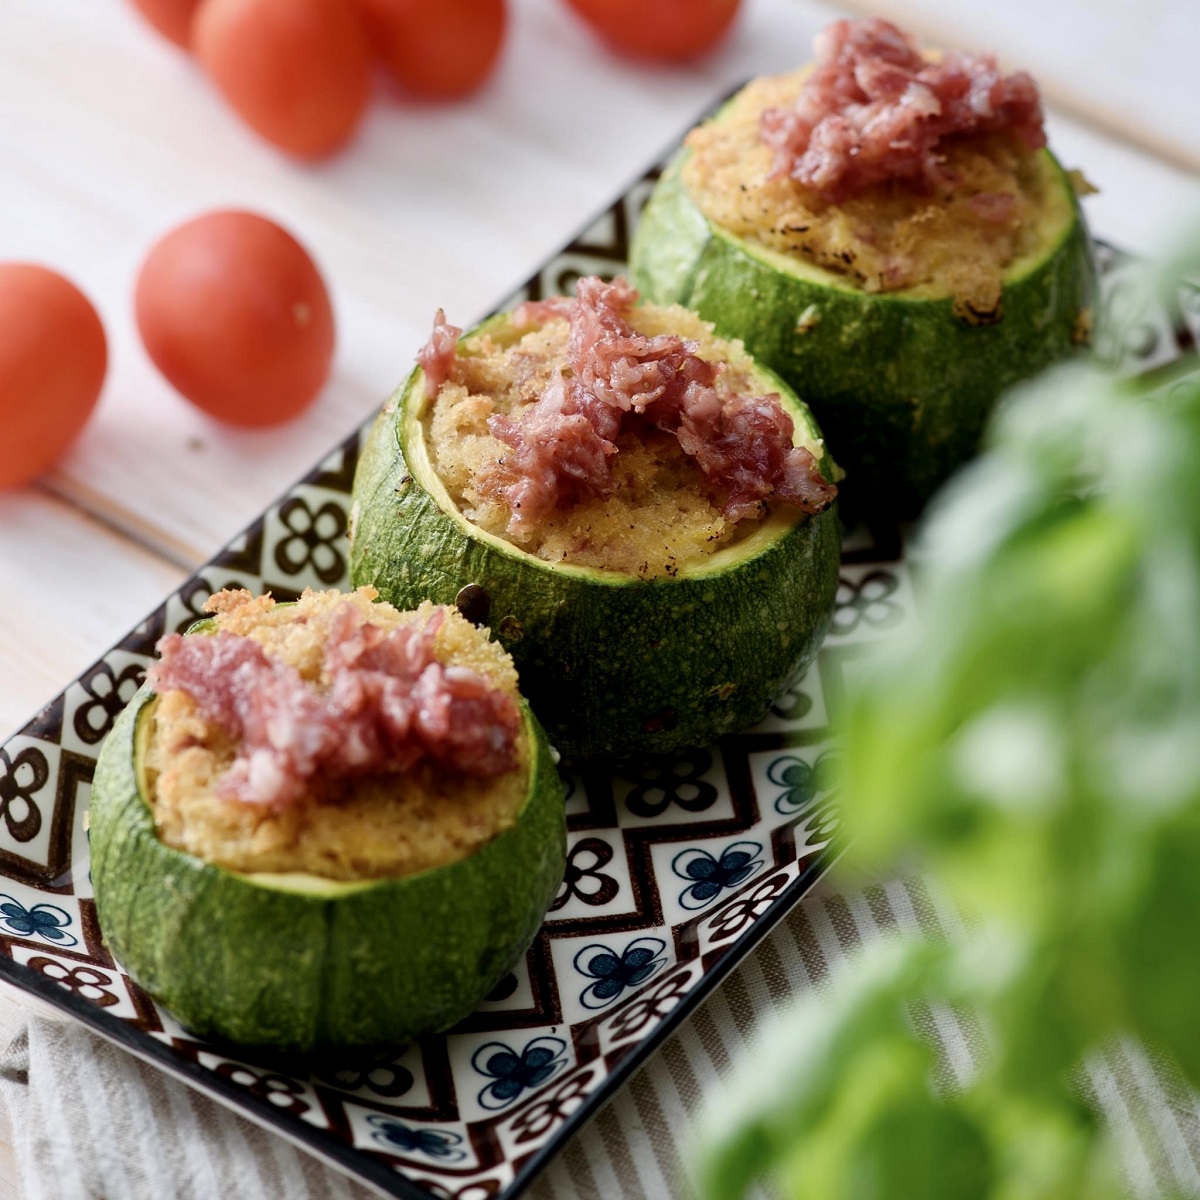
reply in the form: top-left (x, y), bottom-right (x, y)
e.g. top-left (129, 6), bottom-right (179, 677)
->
top-left (418, 309), bottom-right (463, 400)
top-left (678, 395), bottom-right (837, 522)
top-left (462, 276), bottom-right (834, 533)
top-left (760, 18), bottom-right (1045, 202)
top-left (148, 601), bottom-right (521, 810)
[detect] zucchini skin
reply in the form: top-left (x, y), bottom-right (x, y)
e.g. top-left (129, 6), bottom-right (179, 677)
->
top-left (349, 368), bottom-right (841, 767)
top-left (90, 688), bottom-right (566, 1052)
top-left (630, 147), bottom-right (1097, 516)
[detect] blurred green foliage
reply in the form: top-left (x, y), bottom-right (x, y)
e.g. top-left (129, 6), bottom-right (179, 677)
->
top-left (693, 239), bottom-right (1200, 1200)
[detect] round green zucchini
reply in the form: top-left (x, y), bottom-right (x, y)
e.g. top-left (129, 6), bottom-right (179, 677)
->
top-left (629, 135), bottom-right (1096, 515)
top-left (349, 326), bottom-right (842, 766)
top-left (90, 685), bottom-right (566, 1052)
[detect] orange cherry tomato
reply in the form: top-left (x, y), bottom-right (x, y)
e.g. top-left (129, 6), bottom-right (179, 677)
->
top-left (354, 0), bottom-right (506, 99)
top-left (0, 265), bottom-right (107, 491)
top-left (193, 0), bottom-right (372, 159)
top-left (561, 0), bottom-right (741, 61)
top-left (127, 0), bottom-right (203, 48)
top-left (135, 211), bottom-right (335, 427)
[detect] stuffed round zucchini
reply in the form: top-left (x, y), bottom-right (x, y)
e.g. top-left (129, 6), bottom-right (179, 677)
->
top-left (630, 17), bottom-right (1096, 515)
top-left (350, 277), bottom-right (842, 765)
top-left (90, 588), bottom-right (566, 1052)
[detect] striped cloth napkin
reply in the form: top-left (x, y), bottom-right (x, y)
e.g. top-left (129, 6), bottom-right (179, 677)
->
top-left (2, 879), bottom-right (1197, 1200)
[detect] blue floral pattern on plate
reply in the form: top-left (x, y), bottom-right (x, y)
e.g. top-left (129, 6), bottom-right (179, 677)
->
top-left (767, 749), bottom-right (838, 816)
top-left (471, 1036), bottom-right (568, 1111)
top-left (366, 1115), bottom-right (466, 1162)
top-left (0, 895), bottom-right (76, 947)
top-left (671, 842), bottom-right (764, 910)
top-left (573, 937), bottom-right (668, 1009)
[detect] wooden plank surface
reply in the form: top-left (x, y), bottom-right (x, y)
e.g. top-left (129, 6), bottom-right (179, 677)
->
top-left (1, 0), bottom-right (1198, 1195)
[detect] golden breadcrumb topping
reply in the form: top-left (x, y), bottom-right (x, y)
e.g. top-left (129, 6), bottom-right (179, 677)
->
top-left (683, 69), bottom-right (1060, 319)
top-left (145, 588), bottom-right (528, 881)
top-left (426, 305), bottom-right (822, 578)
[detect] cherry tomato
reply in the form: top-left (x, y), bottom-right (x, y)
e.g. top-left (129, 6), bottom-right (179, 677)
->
top-left (193, 0), bottom-right (372, 159)
top-left (354, 0), bottom-right (506, 99)
top-left (561, 0), bottom-right (741, 61)
top-left (127, 0), bottom-right (203, 48)
top-left (0, 265), bottom-right (107, 491)
top-left (135, 211), bottom-right (335, 427)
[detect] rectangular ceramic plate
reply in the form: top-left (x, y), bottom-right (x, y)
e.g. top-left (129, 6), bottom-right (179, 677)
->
top-left (0, 125), bottom-right (1191, 1198)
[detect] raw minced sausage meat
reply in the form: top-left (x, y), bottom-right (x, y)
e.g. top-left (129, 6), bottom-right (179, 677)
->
top-left (418, 308), bottom-right (463, 399)
top-left (149, 600), bottom-right (520, 810)
top-left (421, 276), bottom-right (836, 532)
top-left (760, 17), bottom-right (1045, 202)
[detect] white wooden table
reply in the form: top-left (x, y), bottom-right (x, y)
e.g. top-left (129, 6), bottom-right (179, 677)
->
top-left (1, 0), bottom-right (1197, 1194)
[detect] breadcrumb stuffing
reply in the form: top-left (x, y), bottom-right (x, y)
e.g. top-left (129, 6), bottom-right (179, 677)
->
top-left (145, 588), bottom-right (528, 882)
top-left (683, 69), bottom-right (1058, 316)
top-left (426, 305), bottom-right (819, 578)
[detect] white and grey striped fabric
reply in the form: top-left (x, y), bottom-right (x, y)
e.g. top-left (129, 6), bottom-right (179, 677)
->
top-left (2, 879), bottom-right (1198, 1200)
